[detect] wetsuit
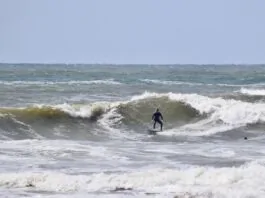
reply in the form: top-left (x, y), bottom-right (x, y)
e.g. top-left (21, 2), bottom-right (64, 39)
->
top-left (152, 112), bottom-right (163, 131)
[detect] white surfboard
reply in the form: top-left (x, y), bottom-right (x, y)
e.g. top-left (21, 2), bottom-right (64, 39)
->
top-left (147, 128), bottom-right (161, 134)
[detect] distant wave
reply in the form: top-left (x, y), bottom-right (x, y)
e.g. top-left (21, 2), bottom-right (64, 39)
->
top-left (0, 79), bottom-right (122, 86)
top-left (2, 79), bottom-right (265, 88)
top-left (140, 79), bottom-right (204, 86)
top-left (141, 79), bottom-right (265, 88)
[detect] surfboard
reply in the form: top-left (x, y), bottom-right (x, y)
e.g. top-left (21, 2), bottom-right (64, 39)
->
top-left (147, 128), bottom-right (161, 135)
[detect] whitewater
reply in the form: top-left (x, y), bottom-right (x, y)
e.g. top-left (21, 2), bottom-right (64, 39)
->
top-left (1, 64), bottom-right (265, 198)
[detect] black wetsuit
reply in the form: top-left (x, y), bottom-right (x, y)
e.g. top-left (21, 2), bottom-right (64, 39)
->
top-left (152, 112), bottom-right (163, 131)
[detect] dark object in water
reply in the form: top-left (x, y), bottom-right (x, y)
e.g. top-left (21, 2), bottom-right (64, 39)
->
top-left (112, 187), bottom-right (133, 192)
top-left (26, 183), bottom-right (35, 187)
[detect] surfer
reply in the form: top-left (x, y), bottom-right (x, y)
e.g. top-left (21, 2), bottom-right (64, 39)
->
top-left (152, 108), bottom-right (163, 131)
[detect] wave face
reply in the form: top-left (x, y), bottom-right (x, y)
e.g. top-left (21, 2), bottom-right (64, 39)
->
top-left (117, 96), bottom-right (200, 127)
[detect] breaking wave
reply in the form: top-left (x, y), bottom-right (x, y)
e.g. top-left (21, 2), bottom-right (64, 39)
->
top-left (0, 92), bottom-right (265, 139)
top-left (240, 88), bottom-right (265, 96)
top-left (0, 161), bottom-right (265, 197)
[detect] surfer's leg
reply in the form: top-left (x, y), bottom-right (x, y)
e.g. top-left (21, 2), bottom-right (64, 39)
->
top-left (158, 120), bottom-right (163, 131)
top-left (153, 121), bottom-right (156, 129)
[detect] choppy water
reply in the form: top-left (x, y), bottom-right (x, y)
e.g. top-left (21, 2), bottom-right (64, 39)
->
top-left (1, 64), bottom-right (265, 198)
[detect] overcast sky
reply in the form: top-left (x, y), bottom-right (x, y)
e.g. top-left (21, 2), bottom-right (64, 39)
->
top-left (0, 0), bottom-right (264, 64)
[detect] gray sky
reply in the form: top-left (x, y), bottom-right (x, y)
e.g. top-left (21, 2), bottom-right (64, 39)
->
top-left (1, 0), bottom-right (265, 64)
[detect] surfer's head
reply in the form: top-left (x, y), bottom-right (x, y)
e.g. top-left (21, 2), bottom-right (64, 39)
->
top-left (156, 108), bottom-right (159, 112)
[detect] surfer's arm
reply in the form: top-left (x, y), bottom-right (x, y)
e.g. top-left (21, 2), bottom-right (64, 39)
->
top-left (160, 114), bottom-right (164, 120)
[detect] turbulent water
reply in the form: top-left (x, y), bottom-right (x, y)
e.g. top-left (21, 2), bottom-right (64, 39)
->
top-left (1, 64), bottom-right (265, 198)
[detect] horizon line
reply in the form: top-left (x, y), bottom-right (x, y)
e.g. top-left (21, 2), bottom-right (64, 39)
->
top-left (0, 62), bottom-right (265, 66)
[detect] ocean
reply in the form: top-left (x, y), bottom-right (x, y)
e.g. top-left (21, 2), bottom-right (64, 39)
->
top-left (0, 63), bottom-right (265, 198)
